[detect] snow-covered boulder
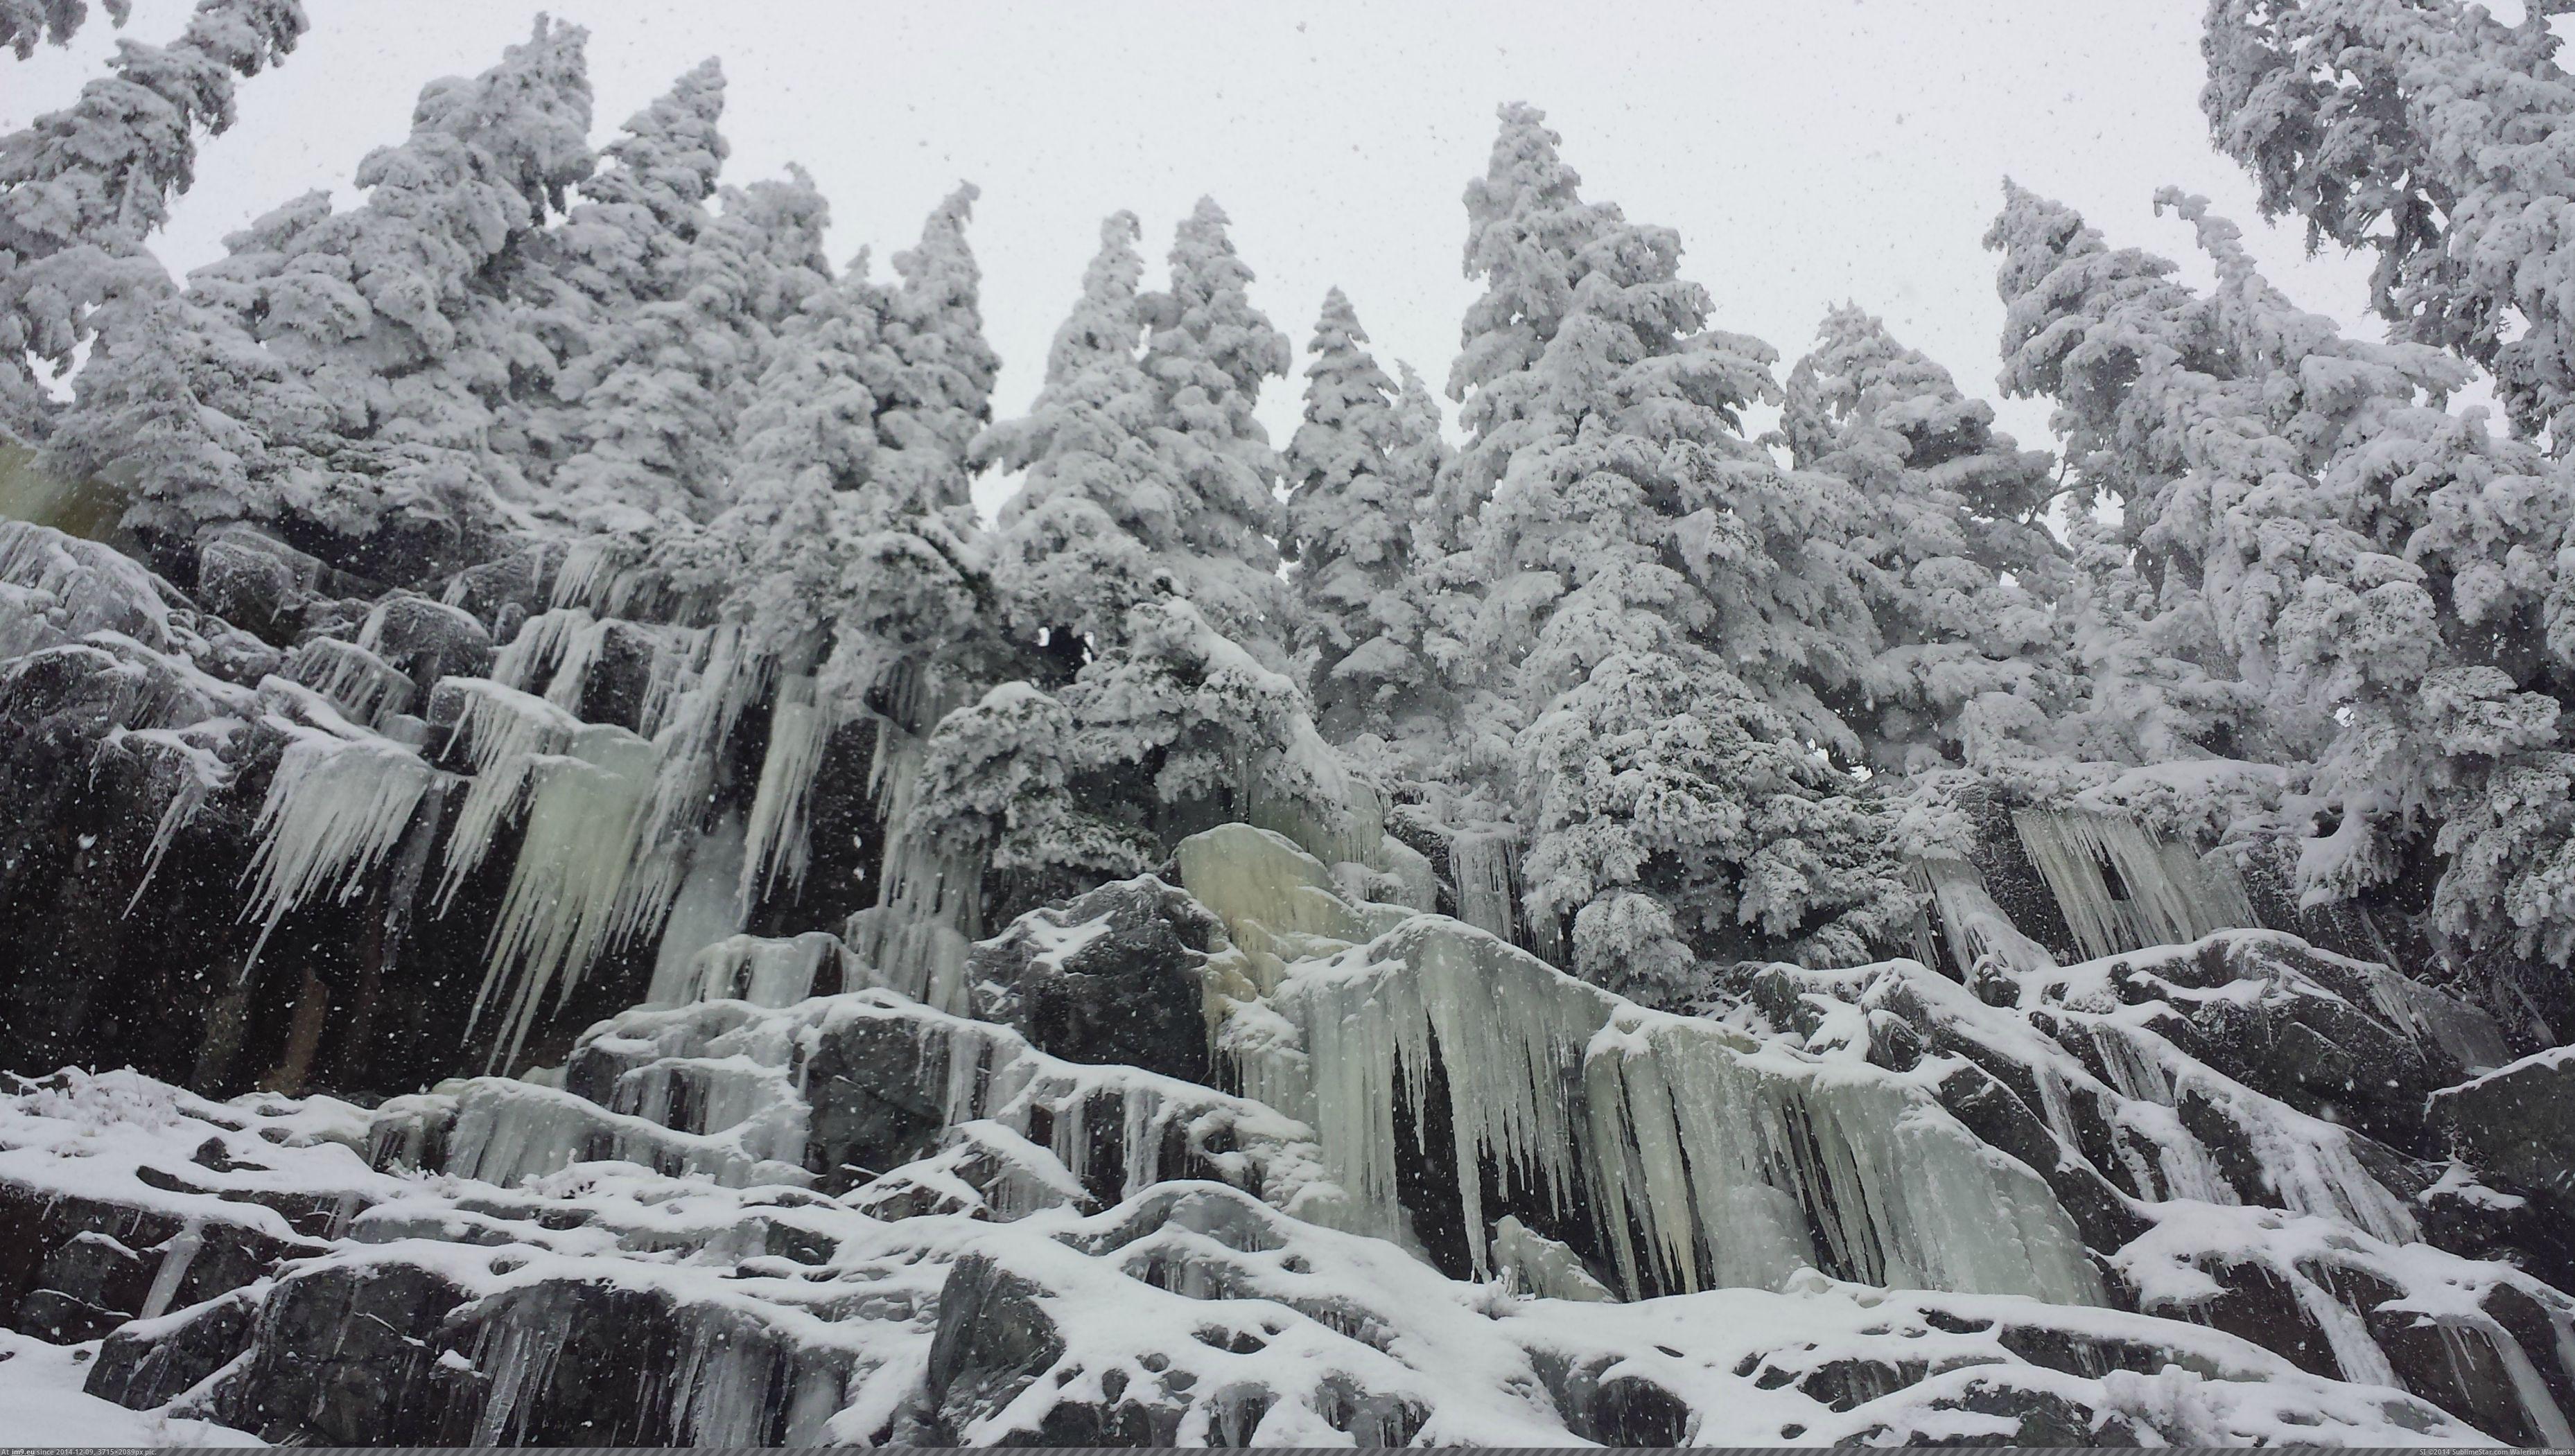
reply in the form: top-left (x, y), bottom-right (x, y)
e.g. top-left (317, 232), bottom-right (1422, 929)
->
top-left (966, 874), bottom-right (1224, 1083)
top-left (2433, 1047), bottom-right (2575, 1210)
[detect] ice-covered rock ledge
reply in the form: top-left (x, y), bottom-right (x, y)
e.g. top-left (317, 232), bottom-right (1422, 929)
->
top-left (0, 1067), bottom-right (2491, 1445)
top-left (1183, 822), bottom-right (2103, 1305)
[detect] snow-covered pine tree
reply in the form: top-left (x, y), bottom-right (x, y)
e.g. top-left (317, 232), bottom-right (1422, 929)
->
top-left (1449, 104), bottom-right (1909, 1000)
top-left (2201, 0), bottom-right (2575, 449)
top-left (875, 182), bottom-right (1002, 532)
top-left (977, 211), bottom-right (1169, 672)
top-left (2, 0), bottom-right (123, 59)
top-left (1137, 197), bottom-right (1296, 669)
top-left (690, 195), bottom-right (988, 698)
top-left (103, 16), bottom-right (593, 578)
top-left (683, 254), bottom-right (891, 662)
top-left (0, 0), bottom-right (304, 446)
top-left (1984, 180), bottom-right (2266, 769)
top-left (1283, 287), bottom-right (1435, 738)
top-left (1988, 179), bottom-right (2575, 970)
top-left (1779, 304), bottom-right (2071, 775)
top-left (536, 58), bottom-right (732, 530)
top-left (907, 680), bottom-right (1158, 924)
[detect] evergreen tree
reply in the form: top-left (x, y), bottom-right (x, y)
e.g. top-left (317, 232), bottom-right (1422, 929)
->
top-left (1985, 180), bottom-right (2267, 766)
top-left (2201, 0), bottom-right (2575, 448)
top-left (875, 182), bottom-right (1002, 530)
top-left (1283, 288), bottom-right (1433, 737)
top-left (689, 197), bottom-right (988, 696)
top-left (1449, 105), bottom-right (1908, 999)
top-left (1779, 304), bottom-right (2071, 774)
top-left (1988, 180), bottom-right (2575, 965)
top-left (87, 17), bottom-right (595, 577)
top-left (3, 0), bottom-right (124, 60)
top-left (0, 0), bottom-right (304, 444)
top-left (978, 212), bottom-right (1170, 667)
top-left (1137, 197), bottom-right (1296, 669)
top-left (536, 58), bottom-right (730, 529)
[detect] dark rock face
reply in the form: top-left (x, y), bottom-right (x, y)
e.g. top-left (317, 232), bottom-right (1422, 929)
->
top-left (2087, 933), bottom-right (2508, 1152)
top-left (363, 593), bottom-right (494, 700)
top-left (925, 1253), bottom-right (1069, 1442)
top-left (88, 1286), bottom-right (262, 1410)
top-left (0, 1176), bottom-right (313, 1342)
top-left (211, 1260), bottom-right (469, 1443)
top-left (2432, 1049), bottom-right (2575, 1207)
top-left (967, 877), bottom-right (1220, 1085)
top-left (192, 536), bottom-right (302, 644)
top-left (801, 1013), bottom-right (956, 1195)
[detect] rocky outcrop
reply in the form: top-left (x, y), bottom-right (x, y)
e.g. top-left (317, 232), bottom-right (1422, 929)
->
top-left (966, 875), bottom-right (1223, 1083)
top-left (6, 514), bottom-right (2575, 1445)
top-left (2432, 1048), bottom-right (2575, 1212)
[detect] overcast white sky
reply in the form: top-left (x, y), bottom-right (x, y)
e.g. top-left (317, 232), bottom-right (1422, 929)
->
top-left (8, 1), bottom-right (2415, 518)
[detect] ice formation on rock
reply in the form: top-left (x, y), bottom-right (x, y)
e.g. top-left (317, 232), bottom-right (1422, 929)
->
top-left (2014, 806), bottom-right (2259, 960)
top-left (236, 723), bottom-right (435, 970)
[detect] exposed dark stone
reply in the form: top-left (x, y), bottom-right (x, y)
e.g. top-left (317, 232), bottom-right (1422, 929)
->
top-left (361, 593), bottom-right (494, 700)
top-left (192, 536), bottom-right (304, 645)
top-left (801, 1012), bottom-right (953, 1195)
top-left (87, 1287), bottom-right (261, 1410)
top-left (1533, 1351), bottom-right (1693, 1445)
top-left (2432, 1049), bottom-right (2575, 1210)
top-left (2092, 933), bottom-right (2506, 1154)
top-left (0, 1176), bottom-right (309, 1342)
top-left (210, 1260), bottom-right (469, 1444)
top-left (925, 1253), bottom-right (1067, 1442)
top-left (426, 1278), bottom-right (851, 1444)
top-left (1907, 1376), bottom-right (2143, 1446)
top-left (967, 876), bottom-right (1219, 1085)
top-left (1930, 1059), bottom-right (2149, 1257)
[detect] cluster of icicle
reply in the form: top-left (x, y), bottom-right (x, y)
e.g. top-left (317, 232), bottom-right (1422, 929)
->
top-left (2011, 805), bottom-right (2258, 961)
top-left (234, 572), bottom-right (1006, 1072)
top-left (1178, 823), bottom-right (2103, 1304)
top-left (381, 967), bottom-right (1329, 1214)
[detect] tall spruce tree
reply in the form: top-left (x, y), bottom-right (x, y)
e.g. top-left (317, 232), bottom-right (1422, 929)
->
top-left (536, 58), bottom-right (730, 529)
top-left (1451, 105), bottom-right (1908, 1000)
top-left (1284, 288), bottom-right (1435, 737)
top-left (1137, 197), bottom-right (1295, 669)
top-left (1780, 304), bottom-right (2071, 774)
top-left (978, 211), bottom-right (1170, 667)
top-left (0, 0), bottom-right (304, 445)
top-left (875, 182), bottom-right (1002, 531)
top-left (79, 17), bottom-right (595, 577)
top-left (1989, 180), bottom-right (2575, 965)
top-left (2202, 0), bottom-right (2575, 449)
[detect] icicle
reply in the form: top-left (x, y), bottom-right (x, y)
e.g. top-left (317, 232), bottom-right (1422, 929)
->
top-left (646, 813), bottom-right (749, 1006)
top-left (283, 637), bottom-right (414, 728)
top-left (1221, 899), bottom-right (2104, 1306)
top-left (238, 728), bottom-right (435, 973)
top-left (489, 606), bottom-right (597, 697)
top-left (674, 931), bottom-right (852, 1009)
top-left (120, 751), bottom-right (214, 917)
top-left (1451, 829), bottom-right (1519, 947)
top-left (844, 713), bottom-right (981, 1013)
top-left (136, 1218), bottom-right (204, 1322)
top-left (2481, 1321), bottom-right (2575, 1447)
top-left (2011, 807), bottom-right (2256, 960)
top-left (549, 536), bottom-right (620, 611)
top-left (469, 725), bottom-right (662, 1073)
top-left (1908, 857), bottom-right (2057, 979)
top-left (740, 674), bottom-right (831, 908)
top-left (434, 680), bottom-right (586, 908)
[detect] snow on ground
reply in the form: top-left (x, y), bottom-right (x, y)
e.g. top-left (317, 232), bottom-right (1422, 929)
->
top-left (0, 1328), bottom-right (261, 1446)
